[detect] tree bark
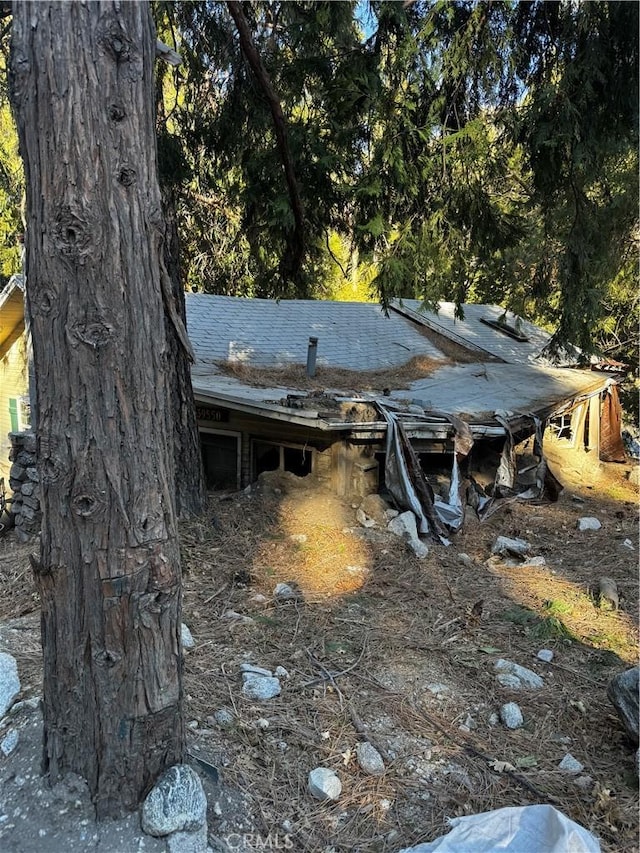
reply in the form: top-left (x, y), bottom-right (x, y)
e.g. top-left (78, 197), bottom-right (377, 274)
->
top-left (10, 0), bottom-right (185, 818)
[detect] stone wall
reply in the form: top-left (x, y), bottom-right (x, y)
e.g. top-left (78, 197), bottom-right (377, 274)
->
top-left (8, 432), bottom-right (40, 543)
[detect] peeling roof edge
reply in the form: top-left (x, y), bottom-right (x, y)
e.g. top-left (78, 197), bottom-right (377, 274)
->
top-left (192, 386), bottom-right (351, 431)
top-left (194, 372), bottom-right (613, 442)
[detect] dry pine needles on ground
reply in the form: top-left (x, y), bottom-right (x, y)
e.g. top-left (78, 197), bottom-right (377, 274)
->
top-left (0, 461), bottom-right (638, 852)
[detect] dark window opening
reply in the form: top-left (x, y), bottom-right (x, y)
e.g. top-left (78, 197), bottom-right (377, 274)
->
top-left (201, 432), bottom-right (239, 490)
top-left (375, 452), bottom-right (386, 490)
top-left (283, 446), bottom-right (312, 477)
top-left (254, 442), bottom-right (280, 477)
top-left (253, 440), bottom-right (313, 479)
top-left (418, 452), bottom-right (453, 500)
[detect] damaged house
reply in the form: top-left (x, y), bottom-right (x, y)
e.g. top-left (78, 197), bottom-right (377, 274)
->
top-left (0, 281), bottom-right (626, 541)
top-left (186, 294), bottom-right (626, 541)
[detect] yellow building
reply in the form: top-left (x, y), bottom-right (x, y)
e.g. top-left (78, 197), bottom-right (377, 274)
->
top-left (0, 276), bottom-right (30, 481)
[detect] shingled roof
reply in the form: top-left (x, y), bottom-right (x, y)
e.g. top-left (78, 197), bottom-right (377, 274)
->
top-left (185, 294), bottom-right (445, 370)
top-left (185, 293), bottom-right (612, 432)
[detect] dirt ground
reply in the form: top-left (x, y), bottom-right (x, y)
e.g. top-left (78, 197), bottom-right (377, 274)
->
top-left (0, 451), bottom-right (637, 852)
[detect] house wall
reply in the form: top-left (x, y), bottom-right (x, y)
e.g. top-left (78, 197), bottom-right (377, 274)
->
top-left (195, 401), bottom-right (380, 495)
top-left (0, 325), bottom-right (29, 481)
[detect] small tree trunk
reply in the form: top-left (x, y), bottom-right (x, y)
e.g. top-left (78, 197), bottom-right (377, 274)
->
top-left (161, 190), bottom-right (207, 518)
top-left (10, 0), bottom-right (185, 818)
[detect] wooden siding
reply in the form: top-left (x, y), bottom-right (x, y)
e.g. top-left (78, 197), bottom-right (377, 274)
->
top-left (0, 325), bottom-right (29, 479)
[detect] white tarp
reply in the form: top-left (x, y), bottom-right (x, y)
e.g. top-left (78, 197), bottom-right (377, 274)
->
top-left (398, 804), bottom-right (600, 853)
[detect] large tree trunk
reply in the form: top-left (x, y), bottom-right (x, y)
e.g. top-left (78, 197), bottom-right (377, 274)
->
top-left (10, 0), bottom-right (185, 818)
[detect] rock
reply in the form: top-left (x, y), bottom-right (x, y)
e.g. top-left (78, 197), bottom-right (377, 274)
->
top-left (9, 696), bottom-right (41, 715)
top-left (491, 536), bottom-right (530, 558)
top-left (459, 713), bottom-right (475, 733)
top-left (500, 702), bottom-right (524, 730)
top-left (388, 511), bottom-right (419, 541)
top-left (504, 555), bottom-right (546, 568)
top-left (256, 717), bottom-right (269, 730)
top-left (494, 659), bottom-right (543, 689)
top-left (0, 728), bottom-right (19, 756)
top-left (426, 683), bottom-right (450, 698)
top-left (360, 494), bottom-right (392, 526)
top-left (308, 767), bottom-right (342, 801)
top-left (577, 516), bottom-right (601, 531)
top-left (574, 775), bottom-right (594, 791)
top-left (241, 674), bottom-right (281, 701)
top-left (14, 528), bottom-right (33, 544)
top-left (0, 653), bottom-right (20, 717)
top-left (249, 593), bottom-right (268, 605)
top-left (222, 610), bottom-right (255, 625)
top-left (9, 463), bottom-right (25, 481)
top-left (356, 742), bottom-right (385, 776)
top-left (384, 508), bottom-right (399, 521)
top-left (20, 505), bottom-right (36, 521)
top-left (21, 433), bottom-right (36, 454)
top-left (356, 508), bottom-right (376, 528)
top-left (181, 624), bottom-right (195, 649)
top-left (273, 582), bottom-right (298, 601)
top-left (213, 708), bottom-right (234, 728)
top-left (598, 577), bottom-right (619, 610)
top-left (488, 713), bottom-right (499, 726)
top-left (274, 665), bottom-right (289, 679)
top-left (387, 511), bottom-right (427, 556)
top-left (240, 663), bottom-right (273, 677)
top-left (537, 649), bottom-right (554, 663)
top-left (558, 753), bottom-right (584, 775)
top-left (141, 765), bottom-right (207, 837)
top-left (628, 466), bottom-right (640, 486)
top-left (496, 674), bottom-right (523, 689)
top-left (457, 553), bottom-right (474, 567)
top-left (408, 538), bottom-right (429, 559)
top-left (167, 826), bottom-right (208, 853)
top-left (289, 533), bottom-right (307, 543)
top-left (607, 666), bottom-right (639, 745)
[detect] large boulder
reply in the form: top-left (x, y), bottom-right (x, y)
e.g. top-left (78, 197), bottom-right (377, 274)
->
top-left (607, 667), bottom-right (639, 746)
